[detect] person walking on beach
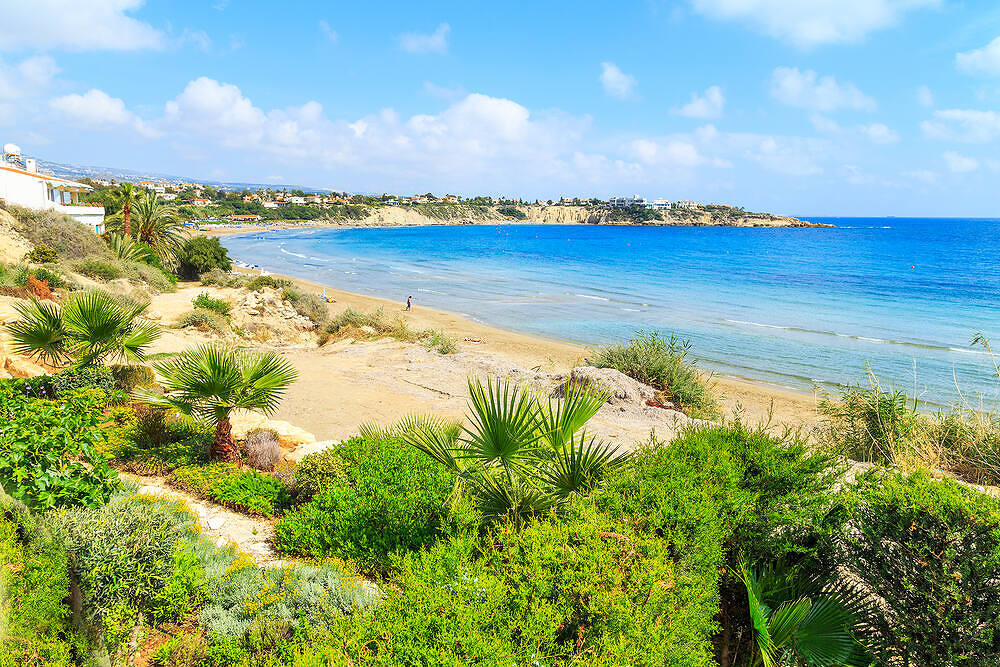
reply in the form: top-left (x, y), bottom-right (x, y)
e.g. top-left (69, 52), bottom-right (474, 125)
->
top-left (406, 296), bottom-right (412, 311)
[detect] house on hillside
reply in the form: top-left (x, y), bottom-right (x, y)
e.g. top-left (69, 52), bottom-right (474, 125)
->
top-left (0, 143), bottom-right (105, 232)
top-left (674, 200), bottom-right (698, 209)
top-left (609, 195), bottom-right (645, 208)
top-left (188, 198), bottom-right (213, 206)
top-left (648, 199), bottom-right (672, 210)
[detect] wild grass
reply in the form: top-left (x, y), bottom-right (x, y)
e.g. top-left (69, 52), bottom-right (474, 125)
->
top-left (817, 347), bottom-right (1000, 486)
top-left (319, 307), bottom-right (457, 353)
top-left (1, 203), bottom-right (112, 260)
top-left (281, 285), bottom-right (330, 325)
top-left (177, 308), bottom-right (230, 334)
top-left (593, 330), bottom-right (720, 418)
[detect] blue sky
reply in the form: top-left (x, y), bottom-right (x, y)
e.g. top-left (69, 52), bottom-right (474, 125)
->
top-left (3, 1), bottom-right (1000, 216)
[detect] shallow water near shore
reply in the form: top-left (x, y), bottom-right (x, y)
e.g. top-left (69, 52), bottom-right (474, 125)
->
top-left (222, 219), bottom-right (1000, 406)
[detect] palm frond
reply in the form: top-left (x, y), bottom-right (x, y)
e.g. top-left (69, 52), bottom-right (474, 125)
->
top-left (739, 559), bottom-right (777, 667)
top-left (106, 232), bottom-right (152, 262)
top-left (538, 380), bottom-right (608, 450)
top-left (6, 298), bottom-right (66, 365)
top-left (462, 377), bottom-right (540, 468)
top-left (468, 471), bottom-right (559, 521)
top-left (535, 431), bottom-right (629, 497)
top-left (402, 417), bottom-right (466, 474)
top-left (235, 348), bottom-right (299, 415)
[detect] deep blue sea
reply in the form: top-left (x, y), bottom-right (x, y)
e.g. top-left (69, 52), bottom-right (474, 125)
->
top-left (221, 219), bottom-right (1000, 406)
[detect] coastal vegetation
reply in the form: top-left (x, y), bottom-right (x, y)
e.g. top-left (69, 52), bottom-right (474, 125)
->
top-left (319, 306), bottom-right (458, 354)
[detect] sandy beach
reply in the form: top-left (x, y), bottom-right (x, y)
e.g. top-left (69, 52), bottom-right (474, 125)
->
top-left (149, 262), bottom-right (825, 452)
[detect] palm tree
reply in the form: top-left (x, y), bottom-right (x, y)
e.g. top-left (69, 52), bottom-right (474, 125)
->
top-left (738, 559), bottom-right (874, 667)
top-left (107, 191), bottom-right (184, 266)
top-left (6, 290), bottom-right (161, 367)
top-left (385, 378), bottom-right (628, 521)
top-left (145, 345), bottom-right (298, 461)
top-left (111, 182), bottom-right (138, 238)
top-left (107, 232), bottom-right (154, 263)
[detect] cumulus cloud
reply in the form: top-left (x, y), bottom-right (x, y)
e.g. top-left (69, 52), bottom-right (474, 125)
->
top-left (319, 20), bottom-right (338, 44)
top-left (916, 85), bottom-right (934, 107)
top-left (399, 23), bottom-right (450, 54)
top-left (599, 62), bottom-right (637, 100)
top-left (49, 89), bottom-right (159, 138)
top-left (943, 151), bottom-right (978, 173)
top-left (673, 85), bottom-right (725, 118)
top-left (0, 0), bottom-right (165, 51)
top-left (921, 109), bottom-right (1000, 143)
top-left (688, 0), bottom-right (940, 49)
top-left (770, 67), bottom-right (876, 112)
top-left (956, 37), bottom-right (1000, 76)
top-left (860, 123), bottom-right (900, 144)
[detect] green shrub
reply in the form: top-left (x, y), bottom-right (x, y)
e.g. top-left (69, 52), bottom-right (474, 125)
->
top-left (0, 492), bottom-right (85, 666)
top-left (192, 292), bottom-right (232, 315)
top-left (320, 307), bottom-right (415, 345)
top-left (496, 205), bottom-right (526, 219)
top-left (326, 505), bottom-right (717, 665)
top-left (176, 237), bottom-right (232, 280)
top-left (275, 436), bottom-right (455, 571)
top-left (0, 387), bottom-right (119, 509)
top-left (419, 328), bottom-right (457, 354)
top-left (48, 493), bottom-right (199, 662)
top-left (72, 257), bottom-right (124, 281)
top-left (593, 330), bottom-right (720, 418)
top-left (109, 363), bottom-right (157, 393)
top-left (24, 243), bottom-right (59, 263)
top-left (125, 260), bottom-right (177, 292)
top-left (293, 448), bottom-right (348, 498)
top-left (836, 470), bottom-right (1000, 665)
top-left (29, 266), bottom-right (66, 288)
top-left (177, 308), bottom-right (229, 334)
top-left (282, 285), bottom-right (329, 325)
top-left (245, 274), bottom-right (290, 291)
top-left (51, 365), bottom-right (117, 397)
top-left (171, 463), bottom-right (292, 517)
top-left (199, 267), bottom-right (238, 287)
top-left (104, 408), bottom-right (211, 475)
top-left (1, 203), bottom-right (113, 260)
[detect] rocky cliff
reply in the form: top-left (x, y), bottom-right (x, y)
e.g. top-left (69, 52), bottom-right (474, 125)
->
top-left (330, 204), bottom-right (823, 229)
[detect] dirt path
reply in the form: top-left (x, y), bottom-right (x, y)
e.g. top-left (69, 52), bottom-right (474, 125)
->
top-left (130, 475), bottom-right (287, 567)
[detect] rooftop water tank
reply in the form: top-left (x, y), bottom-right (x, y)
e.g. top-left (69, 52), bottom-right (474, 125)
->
top-left (2, 143), bottom-right (21, 157)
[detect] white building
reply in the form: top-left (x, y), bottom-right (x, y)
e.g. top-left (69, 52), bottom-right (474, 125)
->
top-left (288, 196), bottom-right (306, 204)
top-left (648, 199), bottom-right (672, 210)
top-left (609, 194), bottom-right (646, 208)
top-left (0, 143), bottom-right (105, 233)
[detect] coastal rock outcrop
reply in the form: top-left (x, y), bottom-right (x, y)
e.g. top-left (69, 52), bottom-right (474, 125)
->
top-left (552, 365), bottom-right (673, 409)
top-left (231, 287), bottom-right (316, 344)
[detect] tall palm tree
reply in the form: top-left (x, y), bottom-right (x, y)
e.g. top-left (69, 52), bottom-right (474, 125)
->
top-left (107, 191), bottom-right (184, 266)
top-left (386, 378), bottom-right (628, 521)
top-left (145, 345), bottom-right (298, 461)
top-left (6, 290), bottom-right (161, 367)
top-left (111, 182), bottom-right (138, 238)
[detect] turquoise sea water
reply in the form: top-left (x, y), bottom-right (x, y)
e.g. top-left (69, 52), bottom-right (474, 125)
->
top-left (221, 219), bottom-right (1000, 406)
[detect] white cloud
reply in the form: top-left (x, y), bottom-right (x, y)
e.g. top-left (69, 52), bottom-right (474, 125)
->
top-left (49, 89), bottom-right (159, 138)
top-left (916, 85), bottom-right (934, 107)
top-left (0, 56), bottom-right (58, 101)
top-left (689, 0), bottom-right (940, 49)
top-left (319, 20), bottom-right (338, 44)
top-left (770, 67), bottom-right (876, 112)
top-left (599, 62), bottom-right (637, 100)
top-left (179, 29), bottom-right (212, 52)
top-left (0, 0), bottom-right (165, 51)
top-left (943, 151), bottom-right (978, 173)
top-left (673, 85), bottom-right (725, 118)
top-left (956, 37), bottom-right (1000, 76)
top-left (903, 169), bottom-right (937, 184)
top-left (860, 123), bottom-right (900, 144)
top-left (921, 109), bottom-right (1000, 143)
top-left (399, 23), bottom-right (450, 54)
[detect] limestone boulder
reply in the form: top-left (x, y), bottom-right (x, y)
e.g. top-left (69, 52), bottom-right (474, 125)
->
top-left (551, 365), bottom-right (664, 407)
top-left (6, 355), bottom-right (47, 378)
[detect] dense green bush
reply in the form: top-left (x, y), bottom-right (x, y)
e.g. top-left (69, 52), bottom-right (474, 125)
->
top-left (275, 436), bottom-right (454, 571)
top-left (72, 257), bottom-right (124, 281)
top-left (25, 243), bottom-right (59, 263)
top-left (29, 265), bottom-right (66, 288)
top-left (104, 407), bottom-right (211, 475)
top-left (193, 292), bottom-right (232, 315)
top-left (199, 267), bottom-right (239, 287)
top-left (176, 237), bottom-right (232, 280)
top-left (293, 448), bottom-right (347, 498)
top-left (49, 493), bottom-right (200, 662)
top-left (0, 387), bottom-right (119, 508)
top-left (0, 492), bottom-right (86, 666)
top-left (177, 308), bottom-right (230, 334)
top-left (594, 330), bottom-right (720, 418)
top-left (52, 365), bottom-right (118, 397)
top-left (171, 463), bottom-right (292, 516)
top-left (109, 363), bottom-right (157, 393)
top-left (245, 274), bottom-right (290, 291)
top-left (497, 205), bottom-right (526, 219)
top-left (836, 470), bottom-right (1000, 665)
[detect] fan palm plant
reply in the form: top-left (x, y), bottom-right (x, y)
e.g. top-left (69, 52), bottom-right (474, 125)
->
top-left (106, 232), bottom-right (154, 263)
top-left (396, 377), bottom-right (628, 521)
top-left (6, 290), bottom-right (161, 367)
top-left (738, 559), bottom-right (874, 667)
top-left (144, 345), bottom-right (298, 461)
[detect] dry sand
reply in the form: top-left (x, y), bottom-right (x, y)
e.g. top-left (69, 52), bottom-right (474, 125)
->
top-left (149, 277), bottom-right (824, 453)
